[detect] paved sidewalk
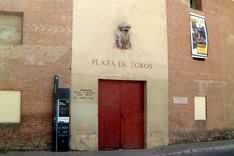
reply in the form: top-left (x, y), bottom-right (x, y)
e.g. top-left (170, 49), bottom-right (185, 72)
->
top-left (1, 140), bottom-right (234, 156)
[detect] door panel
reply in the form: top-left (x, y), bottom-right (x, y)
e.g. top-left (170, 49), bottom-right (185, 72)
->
top-left (121, 82), bottom-right (144, 149)
top-left (99, 80), bottom-right (144, 150)
top-left (99, 80), bottom-right (121, 150)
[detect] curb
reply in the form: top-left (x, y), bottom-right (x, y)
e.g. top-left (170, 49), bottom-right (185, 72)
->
top-left (157, 144), bottom-right (234, 156)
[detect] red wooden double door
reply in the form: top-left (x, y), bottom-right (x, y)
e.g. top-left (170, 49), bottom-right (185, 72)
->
top-left (98, 80), bottom-right (145, 150)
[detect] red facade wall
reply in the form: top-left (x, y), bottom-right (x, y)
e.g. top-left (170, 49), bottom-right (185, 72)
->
top-left (168, 0), bottom-right (234, 144)
top-left (0, 0), bottom-right (72, 150)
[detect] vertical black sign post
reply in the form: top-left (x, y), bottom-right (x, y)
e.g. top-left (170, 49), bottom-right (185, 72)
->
top-left (52, 75), bottom-right (70, 152)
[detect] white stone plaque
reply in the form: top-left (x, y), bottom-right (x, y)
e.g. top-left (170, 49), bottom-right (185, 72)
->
top-left (173, 96), bottom-right (188, 105)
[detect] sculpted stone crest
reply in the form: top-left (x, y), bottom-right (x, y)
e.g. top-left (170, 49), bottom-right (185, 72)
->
top-left (115, 22), bottom-right (131, 50)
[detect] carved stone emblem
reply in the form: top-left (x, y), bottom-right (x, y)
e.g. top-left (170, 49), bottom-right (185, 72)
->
top-left (115, 22), bottom-right (131, 50)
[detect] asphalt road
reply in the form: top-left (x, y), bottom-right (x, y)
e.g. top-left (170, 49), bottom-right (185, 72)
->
top-left (180, 149), bottom-right (234, 156)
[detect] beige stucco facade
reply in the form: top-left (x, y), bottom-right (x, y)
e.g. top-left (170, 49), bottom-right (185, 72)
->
top-left (71, 0), bottom-right (168, 150)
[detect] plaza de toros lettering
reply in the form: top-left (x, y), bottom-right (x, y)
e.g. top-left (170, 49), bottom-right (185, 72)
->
top-left (91, 59), bottom-right (152, 70)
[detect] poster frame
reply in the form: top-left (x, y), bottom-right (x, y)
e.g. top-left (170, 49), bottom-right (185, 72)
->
top-left (190, 12), bottom-right (208, 59)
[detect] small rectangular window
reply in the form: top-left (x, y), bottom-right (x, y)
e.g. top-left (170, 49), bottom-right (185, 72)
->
top-left (194, 96), bottom-right (206, 120)
top-left (0, 91), bottom-right (21, 123)
top-left (190, 0), bottom-right (202, 11)
top-left (0, 12), bottom-right (23, 45)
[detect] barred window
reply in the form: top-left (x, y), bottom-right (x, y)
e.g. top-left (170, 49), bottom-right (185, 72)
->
top-left (0, 12), bottom-right (23, 45)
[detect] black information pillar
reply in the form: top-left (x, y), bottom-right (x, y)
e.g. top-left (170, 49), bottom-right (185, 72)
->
top-left (52, 75), bottom-right (70, 152)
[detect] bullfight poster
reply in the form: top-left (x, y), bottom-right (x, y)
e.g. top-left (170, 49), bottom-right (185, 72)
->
top-left (190, 13), bottom-right (208, 59)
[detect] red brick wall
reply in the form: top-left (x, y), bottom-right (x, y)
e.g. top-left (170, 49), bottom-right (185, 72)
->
top-left (168, 0), bottom-right (234, 144)
top-left (0, 0), bottom-right (72, 150)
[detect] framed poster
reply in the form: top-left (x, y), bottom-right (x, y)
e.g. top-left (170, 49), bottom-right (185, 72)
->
top-left (190, 13), bottom-right (208, 59)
